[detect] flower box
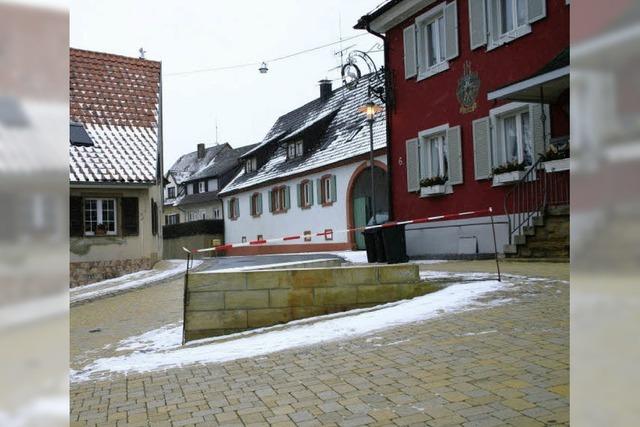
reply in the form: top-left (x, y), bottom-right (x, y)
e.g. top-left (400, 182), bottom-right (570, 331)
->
top-left (420, 184), bottom-right (447, 197)
top-left (543, 158), bottom-right (570, 173)
top-left (492, 170), bottom-right (526, 186)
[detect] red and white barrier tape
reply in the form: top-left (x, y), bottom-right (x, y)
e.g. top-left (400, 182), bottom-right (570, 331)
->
top-left (182, 207), bottom-right (494, 254)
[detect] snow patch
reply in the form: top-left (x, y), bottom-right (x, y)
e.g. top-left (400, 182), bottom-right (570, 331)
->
top-left (72, 279), bottom-right (509, 382)
top-left (70, 260), bottom-right (202, 303)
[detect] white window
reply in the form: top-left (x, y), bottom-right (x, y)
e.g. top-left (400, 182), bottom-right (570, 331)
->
top-left (403, 1), bottom-right (458, 81)
top-left (213, 208), bottom-right (221, 219)
top-left (494, 108), bottom-right (532, 166)
top-left (229, 198), bottom-right (240, 219)
top-left (421, 134), bottom-right (449, 180)
top-left (167, 186), bottom-right (175, 199)
top-left (198, 181), bottom-right (206, 193)
top-left (318, 175), bottom-right (336, 205)
top-left (287, 140), bottom-right (304, 159)
top-left (188, 211), bottom-right (198, 221)
top-left (84, 198), bottom-right (117, 236)
top-left (469, 0), bottom-right (546, 51)
top-left (245, 157), bottom-right (257, 173)
top-left (165, 214), bottom-right (179, 225)
top-left (302, 181), bottom-right (312, 207)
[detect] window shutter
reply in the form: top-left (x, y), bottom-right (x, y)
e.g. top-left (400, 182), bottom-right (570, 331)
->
top-left (70, 196), bottom-right (84, 237)
top-left (284, 186), bottom-right (291, 209)
top-left (405, 138), bottom-right (420, 192)
top-left (530, 103), bottom-right (549, 159)
top-left (194, 182), bottom-right (199, 194)
top-left (257, 193), bottom-right (262, 215)
top-left (236, 199), bottom-right (240, 217)
top-left (227, 199), bottom-right (232, 219)
top-left (469, 0), bottom-right (487, 49)
top-left (268, 190), bottom-right (273, 212)
top-left (528, 0), bottom-right (546, 23)
top-left (297, 183), bottom-right (302, 208)
top-left (151, 199), bottom-right (158, 236)
top-left (330, 176), bottom-right (337, 203)
top-left (488, 0), bottom-right (500, 46)
top-left (316, 179), bottom-right (322, 203)
top-left (447, 126), bottom-right (463, 185)
top-left (419, 138), bottom-right (428, 179)
top-left (403, 24), bottom-right (418, 79)
top-left (472, 117), bottom-right (492, 180)
top-left (121, 197), bottom-right (139, 236)
top-left (444, 1), bottom-right (459, 60)
top-left (309, 180), bottom-right (314, 205)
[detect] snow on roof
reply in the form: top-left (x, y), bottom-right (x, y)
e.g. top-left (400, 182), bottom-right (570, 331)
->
top-left (69, 48), bottom-right (161, 184)
top-left (220, 74), bottom-right (386, 196)
top-left (167, 143), bottom-right (258, 186)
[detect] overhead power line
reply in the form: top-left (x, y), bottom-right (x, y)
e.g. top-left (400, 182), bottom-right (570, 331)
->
top-left (166, 33), bottom-right (368, 77)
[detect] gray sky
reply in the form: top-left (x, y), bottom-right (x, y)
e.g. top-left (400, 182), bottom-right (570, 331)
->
top-left (70, 0), bottom-right (385, 171)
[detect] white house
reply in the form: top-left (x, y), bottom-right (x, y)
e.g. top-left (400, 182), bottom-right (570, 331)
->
top-left (218, 77), bottom-right (387, 255)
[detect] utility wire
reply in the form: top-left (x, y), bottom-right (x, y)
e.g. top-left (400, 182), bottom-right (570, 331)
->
top-left (166, 33), bottom-right (368, 77)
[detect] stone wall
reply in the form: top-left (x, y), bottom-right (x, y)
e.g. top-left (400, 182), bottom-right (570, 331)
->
top-left (163, 233), bottom-right (224, 259)
top-left (70, 257), bottom-right (155, 288)
top-left (184, 264), bottom-right (436, 341)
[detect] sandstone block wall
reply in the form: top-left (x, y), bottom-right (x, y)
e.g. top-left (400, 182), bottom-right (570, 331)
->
top-left (184, 263), bottom-right (436, 341)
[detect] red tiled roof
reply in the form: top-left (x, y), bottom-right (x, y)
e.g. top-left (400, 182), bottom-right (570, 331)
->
top-left (70, 48), bottom-right (160, 128)
top-left (69, 48), bottom-right (161, 184)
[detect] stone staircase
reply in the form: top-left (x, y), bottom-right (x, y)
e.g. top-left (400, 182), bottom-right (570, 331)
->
top-left (504, 205), bottom-right (569, 259)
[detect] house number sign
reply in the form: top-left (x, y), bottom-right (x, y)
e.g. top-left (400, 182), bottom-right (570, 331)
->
top-left (456, 61), bottom-right (480, 114)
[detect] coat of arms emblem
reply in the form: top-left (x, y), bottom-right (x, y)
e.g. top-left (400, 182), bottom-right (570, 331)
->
top-left (456, 61), bottom-right (480, 114)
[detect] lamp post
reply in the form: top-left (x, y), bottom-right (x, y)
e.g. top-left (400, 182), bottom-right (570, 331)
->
top-left (360, 100), bottom-right (383, 225)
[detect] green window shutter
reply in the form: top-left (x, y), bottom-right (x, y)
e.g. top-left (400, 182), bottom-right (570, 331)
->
top-left (528, 0), bottom-right (547, 23)
top-left (70, 196), bottom-right (84, 237)
top-left (268, 190), bottom-right (273, 213)
top-left (530, 103), bottom-right (548, 159)
top-left (257, 193), bottom-right (262, 215)
top-left (121, 197), bottom-right (139, 236)
top-left (284, 186), bottom-right (291, 209)
top-left (297, 183), bottom-right (302, 208)
top-left (227, 199), bottom-right (232, 219)
top-left (403, 24), bottom-right (417, 79)
top-left (405, 138), bottom-right (420, 192)
top-left (309, 180), bottom-right (314, 205)
top-left (444, 1), bottom-right (459, 60)
top-left (316, 179), bottom-right (322, 203)
top-left (447, 126), bottom-right (464, 185)
top-left (469, 0), bottom-right (487, 50)
top-left (330, 175), bottom-right (337, 202)
top-left (472, 117), bottom-right (492, 180)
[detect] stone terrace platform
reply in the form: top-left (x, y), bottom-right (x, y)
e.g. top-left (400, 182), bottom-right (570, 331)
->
top-left (70, 261), bottom-right (568, 426)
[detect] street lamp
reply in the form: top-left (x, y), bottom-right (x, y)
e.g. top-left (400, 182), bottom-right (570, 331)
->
top-left (359, 100), bottom-right (383, 225)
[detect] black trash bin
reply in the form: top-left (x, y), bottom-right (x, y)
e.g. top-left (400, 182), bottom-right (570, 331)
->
top-left (362, 227), bottom-right (387, 263)
top-left (361, 228), bottom-right (378, 263)
top-left (381, 223), bottom-right (409, 264)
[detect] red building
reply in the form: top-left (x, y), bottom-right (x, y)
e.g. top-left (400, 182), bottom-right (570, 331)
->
top-left (356, 0), bottom-right (570, 258)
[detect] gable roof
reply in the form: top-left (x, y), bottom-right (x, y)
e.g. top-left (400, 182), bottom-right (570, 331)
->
top-left (69, 48), bottom-right (161, 184)
top-left (220, 73), bottom-right (386, 196)
top-left (167, 143), bottom-right (229, 184)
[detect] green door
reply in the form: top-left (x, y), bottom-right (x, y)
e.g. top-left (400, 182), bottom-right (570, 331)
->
top-left (353, 196), bottom-right (370, 250)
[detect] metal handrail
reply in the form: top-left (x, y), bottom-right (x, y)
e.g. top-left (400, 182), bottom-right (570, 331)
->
top-left (503, 156), bottom-right (547, 245)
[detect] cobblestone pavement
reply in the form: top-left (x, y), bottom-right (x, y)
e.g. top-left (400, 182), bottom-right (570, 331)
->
top-left (71, 262), bottom-right (569, 426)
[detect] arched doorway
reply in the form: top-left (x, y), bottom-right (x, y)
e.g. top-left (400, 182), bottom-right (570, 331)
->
top-left (347, 161), bottom-right (388, 249)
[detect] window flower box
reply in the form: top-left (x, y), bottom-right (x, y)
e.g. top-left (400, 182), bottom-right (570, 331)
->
top-left (420, 185), bottom-right (447, 197)
top-left (492, 170), bottom-right (526, 186)
top-left (543, 158), bottom-right (570, 173)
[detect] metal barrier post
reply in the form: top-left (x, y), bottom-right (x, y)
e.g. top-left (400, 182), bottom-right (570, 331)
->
top-left (182, 249), bottom-right (191, 345)
top-left (489, 207), bottom-right (502, 282)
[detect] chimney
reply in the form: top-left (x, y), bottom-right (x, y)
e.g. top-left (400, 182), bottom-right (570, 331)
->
top-left (197, 143), bottom-right (205, 159)
top-left (319, 79), bottom-right (332, 102)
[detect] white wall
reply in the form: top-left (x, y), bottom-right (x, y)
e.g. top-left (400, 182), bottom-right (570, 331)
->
top-left (222, 156), bottom-right (386, 246)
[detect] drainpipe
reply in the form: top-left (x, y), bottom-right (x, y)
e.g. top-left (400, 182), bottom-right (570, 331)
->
top-left (364, 20), bottom-right (395, 221)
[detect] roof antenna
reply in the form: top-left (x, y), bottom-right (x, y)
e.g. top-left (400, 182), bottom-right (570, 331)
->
top-left (138, 47), bottom-right (146, 59)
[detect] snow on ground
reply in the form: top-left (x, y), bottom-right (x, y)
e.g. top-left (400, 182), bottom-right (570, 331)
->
top-left (71, 278), bottom-right (510, 382)
top-left (420, 270), bottom-right (569, 284)
top-left (211, 258), bottom-right (340, 273)
top-left (70, 260), bottom-right (202, 304)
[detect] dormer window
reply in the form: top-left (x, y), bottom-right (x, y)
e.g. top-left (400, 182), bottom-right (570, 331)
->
top-left (287, 140), bottom-right (304, 159)
top-left (245, 157), bottom-right (257, 173)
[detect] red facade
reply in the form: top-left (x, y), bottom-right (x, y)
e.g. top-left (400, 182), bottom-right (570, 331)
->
top-left (384, 0), bottom-right (570, 221)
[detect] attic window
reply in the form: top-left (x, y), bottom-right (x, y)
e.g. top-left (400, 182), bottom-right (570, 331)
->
top-left (70, 122), bottom-right (93, 146)
top-left (245, 157), bottom-right (257, 173)
top-left (287, 140), bottom-right (304, 159)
